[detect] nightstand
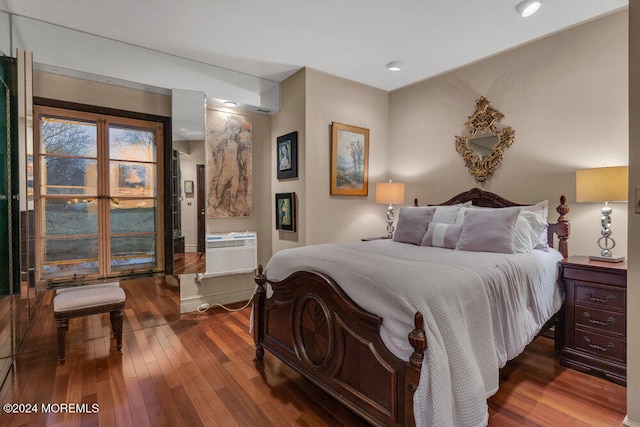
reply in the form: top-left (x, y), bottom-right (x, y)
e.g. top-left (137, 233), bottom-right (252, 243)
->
top-left (560, 256), bottom-right (627, 385)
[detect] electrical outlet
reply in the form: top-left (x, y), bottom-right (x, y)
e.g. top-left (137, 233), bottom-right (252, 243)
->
top-left (636, 185), bottom-right (640, 214)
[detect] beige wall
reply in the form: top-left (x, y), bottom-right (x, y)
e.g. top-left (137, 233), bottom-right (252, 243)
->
top-left (33, 71), bottom-right (171, 116)
top-left (304, 68), bottom-right (390, 244)
top-left (271, 69), bottom-right (306, 253)
top-left (627, 1), bottom-right (639, 425)
top-left (389, 11), bottom-right (628, 258)
top-left (271, 67), bottom-right (391, 249)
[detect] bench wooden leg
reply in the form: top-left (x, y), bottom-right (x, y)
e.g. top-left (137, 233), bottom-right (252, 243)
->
top-left (54, 299), bottom-right (125, 363)
top-left (56, 317), bottom-right (69, 364)
top-left (110, 308), bottom-right (124, 351)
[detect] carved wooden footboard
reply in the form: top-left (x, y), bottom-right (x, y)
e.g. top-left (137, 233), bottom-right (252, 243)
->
top-left (253, 266), bottom-right (426, 427)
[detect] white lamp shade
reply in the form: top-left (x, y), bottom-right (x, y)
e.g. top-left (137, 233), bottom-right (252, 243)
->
top-left (576, 166), bottom-right (628, 202)
top-left (376, 182), bottom-right (405, 204)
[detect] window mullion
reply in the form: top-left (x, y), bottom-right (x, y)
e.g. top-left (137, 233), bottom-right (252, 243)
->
top-left (98, 116), bottom-right (111, 277)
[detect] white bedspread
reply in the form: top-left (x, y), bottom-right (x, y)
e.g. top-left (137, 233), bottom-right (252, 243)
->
top-left (264, 240), bottom-right (563, 427)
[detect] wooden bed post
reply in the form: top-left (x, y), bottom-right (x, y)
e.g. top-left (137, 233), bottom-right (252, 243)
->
top-left (253, 264), bottom-right (266, 361)
top-left (405, 312), bottom-right (427, 427)
top-left (556, 195), bottom-right (570, 258)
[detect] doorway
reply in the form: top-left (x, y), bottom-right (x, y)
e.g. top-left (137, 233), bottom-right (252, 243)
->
top-left (197, 163), bottom-right (205, 255)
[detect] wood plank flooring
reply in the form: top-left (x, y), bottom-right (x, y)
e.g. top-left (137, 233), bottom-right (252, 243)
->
top-left (0, 256), bottom-right (627, 426)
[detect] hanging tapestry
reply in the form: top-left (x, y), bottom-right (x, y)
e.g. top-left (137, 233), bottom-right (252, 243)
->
top-left (205, 110), bottom-right (252, 218)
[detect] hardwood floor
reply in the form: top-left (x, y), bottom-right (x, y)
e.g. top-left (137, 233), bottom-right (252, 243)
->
top-left (0, 262), bottom-right (627, 426)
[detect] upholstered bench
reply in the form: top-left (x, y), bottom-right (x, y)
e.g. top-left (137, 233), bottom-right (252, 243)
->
top-left (53, 282), bottom-right (126, 364)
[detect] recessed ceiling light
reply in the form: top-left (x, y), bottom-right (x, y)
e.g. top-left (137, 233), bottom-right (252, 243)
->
top-left (515, 0), bottom-right (541, 17)
top-left (386, 61), bottom-right (404, 71)
top-left (223, 100), bottom-right (238, 107)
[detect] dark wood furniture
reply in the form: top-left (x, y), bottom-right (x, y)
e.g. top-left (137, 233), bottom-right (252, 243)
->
top-left (253, 188), bottom-right (570, 426)
top-left (560, 256), bottom-right (627, 385)
top-left (174, 235), bottom-right (185, 255)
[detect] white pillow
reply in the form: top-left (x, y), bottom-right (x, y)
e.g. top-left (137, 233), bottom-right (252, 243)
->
top-left (513, 210), bottom-right (548, 253)
top-left (522, 200), bottom-right (549, 248)
top-left (521, 200), bottom-right (548, 221)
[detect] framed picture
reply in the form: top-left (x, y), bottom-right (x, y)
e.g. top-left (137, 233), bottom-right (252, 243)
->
top-left (275, 192), bottom-right (296, 232)
top-left (277, 131), bottom-right (298, 180)
top-left (184, 180), bottom-right (194, 195)
top-left (330, 122), bottom-right (369, 196)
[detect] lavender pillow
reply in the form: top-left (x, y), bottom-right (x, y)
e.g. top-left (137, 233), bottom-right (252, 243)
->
top-left (430, 202), bottom-right (472, 224)
top-left (455, 207), bottom-right (521, 254)
top-left (421, 223), bottom-right (463, 249)
top-left (393, 207), bottom-right (436, 245)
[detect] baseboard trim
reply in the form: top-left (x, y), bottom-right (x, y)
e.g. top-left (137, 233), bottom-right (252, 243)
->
top-left (180, 288), bottom-right (254, 313)
top-left (624, 415), bottom-right (640, 427)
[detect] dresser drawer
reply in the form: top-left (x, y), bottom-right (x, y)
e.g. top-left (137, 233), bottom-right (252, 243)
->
top-left (562, 266), bottom-right (626, 287)
top-left (574, 329), bottom-right (625, 363)
top-left (574, 283), bottom-right (626, 311)
top-left (575, 305), bottom-right (625, 336)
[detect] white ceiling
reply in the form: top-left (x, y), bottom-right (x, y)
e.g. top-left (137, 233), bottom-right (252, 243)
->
top-left (3, 0), bottom-right (629, 91)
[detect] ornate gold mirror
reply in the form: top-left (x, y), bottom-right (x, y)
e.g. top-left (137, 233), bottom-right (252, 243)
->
top-left (455, 97), bottom-right (515, 182)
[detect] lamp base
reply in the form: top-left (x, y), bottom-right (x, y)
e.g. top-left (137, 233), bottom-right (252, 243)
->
top-left (588, 255), bottom-right (625, 263)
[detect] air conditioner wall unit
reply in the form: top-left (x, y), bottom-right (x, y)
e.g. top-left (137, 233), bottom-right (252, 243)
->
top-left (200, 232), bottom-right (257, 278)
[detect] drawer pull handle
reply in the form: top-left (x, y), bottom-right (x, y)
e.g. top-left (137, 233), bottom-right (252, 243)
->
top-left (583, 336), bottom-right (614, 352)
top-left (583, 312), bottom-right (616, 326)
top-left (585, 292), bottom-right (615, 303)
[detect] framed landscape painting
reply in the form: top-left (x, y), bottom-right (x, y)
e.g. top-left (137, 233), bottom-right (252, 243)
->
top-left (277, 131), bottom-right (298, 180)
top-left (330, 122), bottom-right (369, 196)
top-left (275, 192), bottom-right (296, 232)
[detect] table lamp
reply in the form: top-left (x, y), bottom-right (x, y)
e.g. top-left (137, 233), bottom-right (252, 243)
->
top-left (576, 166), bottom-right (628, 262)
top-left (375, 180), bottom-right (405, 238)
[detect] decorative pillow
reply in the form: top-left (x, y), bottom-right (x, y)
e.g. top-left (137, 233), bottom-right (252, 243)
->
top-left (455, 207), bottom-right (521, 254)
top-left (456, 201), bottom-right (550, 248)
top-left (454, 206), bottom-right (491, 224)
top-left (430, 202), bottom-right (470, 224)
top-left (513, 210), bottom-right (548, 253)
top-left (421, 223), bottom-right (463, 249)
top-left (393, 207), bottom-right (436, 245)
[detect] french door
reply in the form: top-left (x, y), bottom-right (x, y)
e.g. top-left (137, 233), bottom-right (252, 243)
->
top-left (34, 106), bottom-right (164, 284)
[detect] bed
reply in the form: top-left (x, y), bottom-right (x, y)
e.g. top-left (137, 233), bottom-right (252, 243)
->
top-left (252, 188), bottom-right (570, 426)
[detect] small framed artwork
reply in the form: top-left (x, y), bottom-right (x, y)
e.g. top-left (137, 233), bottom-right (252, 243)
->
top-left (330, 122), bottom-right (369, 196)
top-left (184, 180), bottom-right (194, 195)
top-left (277, 131), bottom-right (298, 180)
top-left (275, 192), bottom-right (296, 232)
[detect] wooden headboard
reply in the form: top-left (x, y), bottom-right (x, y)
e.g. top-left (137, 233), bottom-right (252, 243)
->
top-left (414, 188), bottom-right (570, 258)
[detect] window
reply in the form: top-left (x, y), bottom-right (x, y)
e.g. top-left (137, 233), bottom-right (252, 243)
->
top-left (34, 106), bottom-right (164, 284)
